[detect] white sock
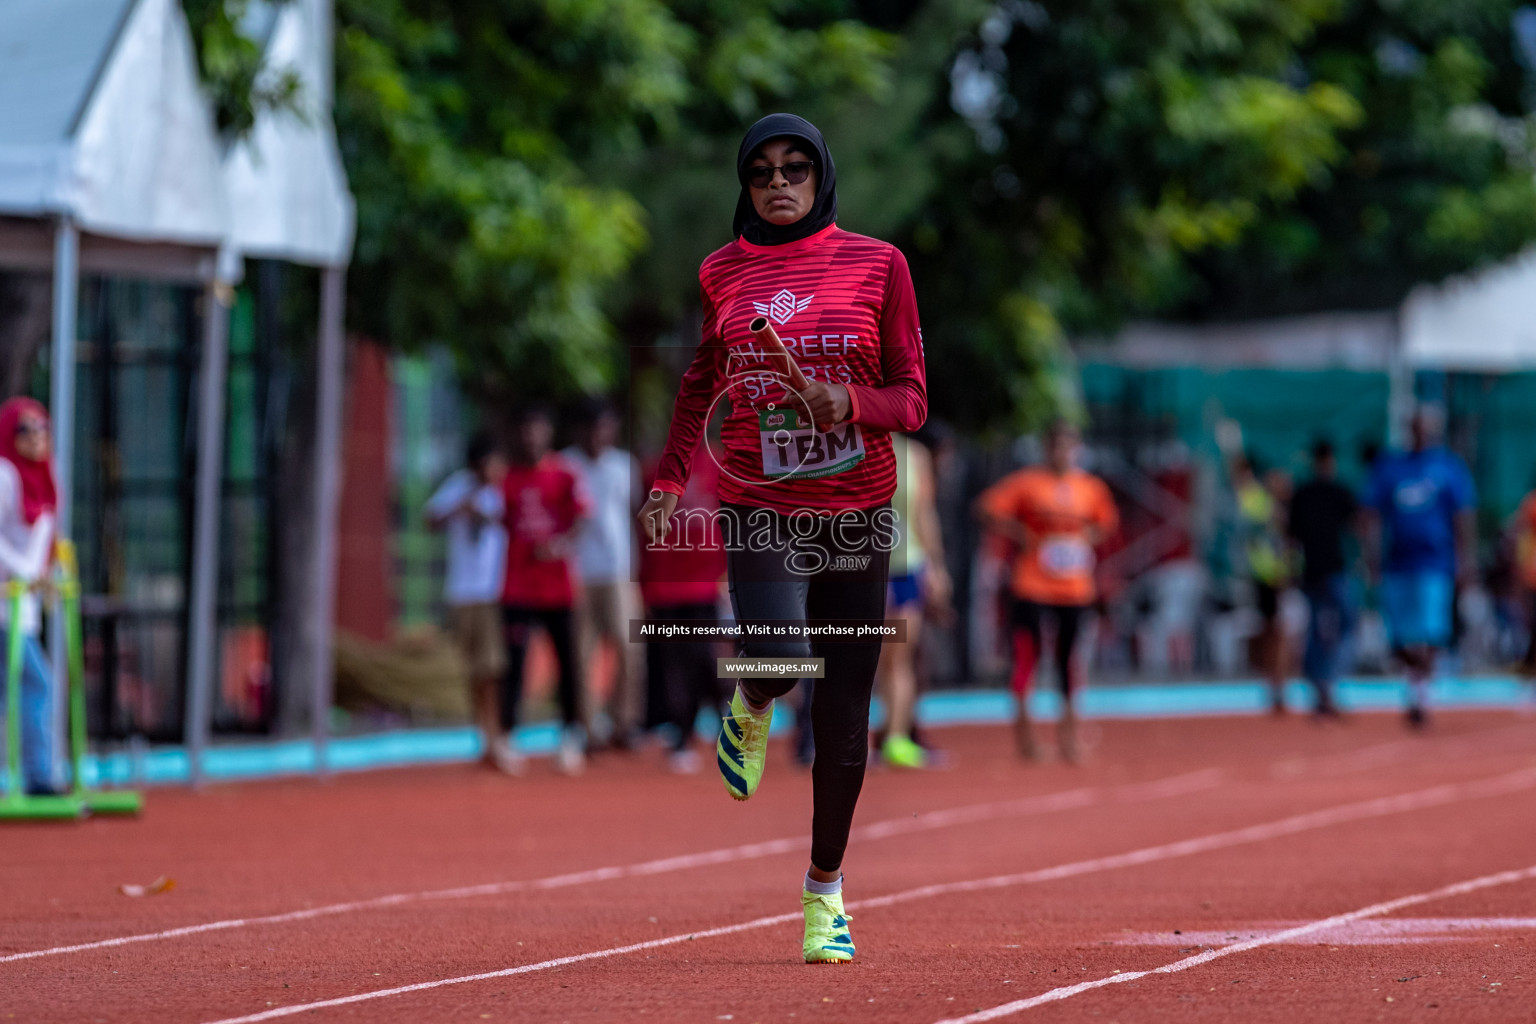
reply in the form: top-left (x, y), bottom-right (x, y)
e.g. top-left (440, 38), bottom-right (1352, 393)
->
top-left (804, 872), bottom-right (842, 895)
top-left (739, 687), bottom-right (772, 715)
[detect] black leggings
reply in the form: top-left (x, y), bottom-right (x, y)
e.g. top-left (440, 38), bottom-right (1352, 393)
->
top-left (1010, 600), bottom-right (1086, 696)
top-left (724, 503), bottom-right (890, 874)
top-left (501, 606), bottom-right (582, 731)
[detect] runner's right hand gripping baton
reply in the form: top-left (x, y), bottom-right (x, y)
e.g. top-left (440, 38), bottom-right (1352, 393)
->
top-left (749, 316), bottom-right (829, 431)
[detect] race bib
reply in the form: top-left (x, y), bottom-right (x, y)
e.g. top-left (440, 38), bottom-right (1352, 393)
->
top-left (759, 408), bottom-right (866, 479)
top-left (1038, 535), bottom-right (1093, 577)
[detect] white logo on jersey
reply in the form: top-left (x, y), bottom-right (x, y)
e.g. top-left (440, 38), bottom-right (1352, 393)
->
top-left (1394, 477), bottom-right (1438, 510)
top-left (753, 289), bottom-right (813, 326)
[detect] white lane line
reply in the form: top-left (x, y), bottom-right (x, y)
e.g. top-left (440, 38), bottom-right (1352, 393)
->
top-left (9, 724), bottom-right (1523, 970)
top-left (848, 766), bottom-right (1536, 910)
top-left (1270, 720), bottom-right (1536, 780)
top-left (1115, 916), bottom-right (1536, 947)
top-left (932, 863), bottom-right (1536, 1023)
top-left (195, 767), bottom-right (1536, 1024)
top-left (1113, 768), bottom-right (1225, 800)
top-left (0, 772), bottom-right (1219, 965)
top-left (202, 910), bottom-right (803, 1024)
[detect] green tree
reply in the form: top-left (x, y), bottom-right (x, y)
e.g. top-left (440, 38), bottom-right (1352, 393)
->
top-left (1196, 0), bottom-right (1536, 315)
top-left (910, 0), bottom-right (1536, 430)
top-left (332, 0), bottom-right (896, 402)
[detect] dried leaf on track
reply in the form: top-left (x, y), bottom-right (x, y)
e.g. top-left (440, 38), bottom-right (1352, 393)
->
top-left (118, 876), bottom-right (175, 897)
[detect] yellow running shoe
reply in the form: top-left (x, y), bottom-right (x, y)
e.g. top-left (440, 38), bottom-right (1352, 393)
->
top-left (881, 733), bottom-right (927, 769)
top-left (716, 688), bottom-right (773, 801)
top-left (802, 887), bottom-right (855, 964)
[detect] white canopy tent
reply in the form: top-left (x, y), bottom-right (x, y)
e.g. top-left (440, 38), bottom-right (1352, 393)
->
top-left (0, 0), bottom-right (229, 251)
top-left (223, 0), bottom-right (354, 268)
top-left (0, 0), bottom-right (354, 784)
top-left (1402, 246), bottom-right (1536, 372)
top-left (1076, 243), bottom-right (1536, 447)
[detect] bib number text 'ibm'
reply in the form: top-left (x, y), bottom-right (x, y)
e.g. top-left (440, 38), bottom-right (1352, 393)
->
top-left (758, 409), bottom-right (866, 479)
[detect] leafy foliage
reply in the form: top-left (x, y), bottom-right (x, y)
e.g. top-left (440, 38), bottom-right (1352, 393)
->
top-left (1196, 0), bottom-right (1536, 314)
top-left (184, 0), bottom-right (302, 138)
top-left (333, 0), bottom-right (895, 402)
top-left (187, 0), bottom-right (1536, 429)
top-left (913, 0), bottom-right (1536, 429)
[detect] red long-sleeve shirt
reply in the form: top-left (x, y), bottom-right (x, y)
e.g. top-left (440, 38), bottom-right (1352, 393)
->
top-left (652, 224), bottom-right (927, 514)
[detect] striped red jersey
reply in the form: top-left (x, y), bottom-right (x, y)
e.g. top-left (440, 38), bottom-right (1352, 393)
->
top-left (652, 224), bottom-right (927, 514)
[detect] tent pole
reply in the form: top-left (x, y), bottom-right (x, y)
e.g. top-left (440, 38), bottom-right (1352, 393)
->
top-left (310, 266), bottom-right (345, 777)
top-left (1388, 306), bottom-right (1413, 449)
top-left (185, 278), bottom-right (231, 788)
top-left (48, 219), bottom-right (79, 790)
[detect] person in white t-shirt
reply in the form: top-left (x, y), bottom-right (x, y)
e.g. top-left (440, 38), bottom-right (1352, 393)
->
top-left (561, 399), bottom-right (645, 748)
top-left (426, 432), bottom-right (512, 771)
top-left (0, 398), bottom-right (60, 795)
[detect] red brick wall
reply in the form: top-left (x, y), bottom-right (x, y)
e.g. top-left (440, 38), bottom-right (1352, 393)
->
top-left (334, 338), bottom-right (395, 642)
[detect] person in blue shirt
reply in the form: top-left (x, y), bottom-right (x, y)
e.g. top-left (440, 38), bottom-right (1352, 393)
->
top-left (1362, 405), bottom-right (1476, 728)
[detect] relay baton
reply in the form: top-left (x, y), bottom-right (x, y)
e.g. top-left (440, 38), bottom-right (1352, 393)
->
top-left (749, 316), bottom-right (829, 431)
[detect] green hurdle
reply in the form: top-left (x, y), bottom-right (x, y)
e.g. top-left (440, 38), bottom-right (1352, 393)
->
top-left (59, 541), bottom-right (142, 816)
top-left (0, 543), bottom-right (143, 821)
top-left (0, 579), bottom-right (83, 820)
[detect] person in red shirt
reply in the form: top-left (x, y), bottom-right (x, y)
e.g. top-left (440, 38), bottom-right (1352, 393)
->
top-left (976, 420), bottom-right (1118, 763)
top-left (501, 406), bottom-right (588, 774)
top-left (637, 113), bottom-right (926, 964)
top-left (1511, 484), bottom-right (1536, 675)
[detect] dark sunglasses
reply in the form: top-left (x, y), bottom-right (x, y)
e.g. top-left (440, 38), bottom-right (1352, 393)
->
top-left (746, 161), bottom-right (814, 189)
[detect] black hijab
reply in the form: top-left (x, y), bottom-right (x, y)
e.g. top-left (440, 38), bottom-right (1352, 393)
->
top-left (732, 113), bottom-right (838, 246)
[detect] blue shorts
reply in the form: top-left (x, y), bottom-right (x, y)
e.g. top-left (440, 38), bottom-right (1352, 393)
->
top-left (1380, 571), bottom-right (1454, 649)
top-left (888, 569), bottom-right (925, 609)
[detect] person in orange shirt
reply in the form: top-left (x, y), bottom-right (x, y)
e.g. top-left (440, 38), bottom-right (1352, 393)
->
top-left (976, 420), bottom-right (1118, 762)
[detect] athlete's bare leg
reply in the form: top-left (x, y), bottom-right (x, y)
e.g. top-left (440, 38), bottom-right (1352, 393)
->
top-left (877, 604), bottom-right (921, 740)
top-left (474, 676), bottom-right (500, 760)
top-left (1014, 698), bottom-right (1041, 760)
top-left (1403, 644), bottom-right (1434, 729)
top-left (1058, 698), bottom-right (1080, 764)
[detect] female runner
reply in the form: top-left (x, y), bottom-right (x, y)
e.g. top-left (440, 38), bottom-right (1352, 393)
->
top-left (639, 113), bottom-right (926, 963)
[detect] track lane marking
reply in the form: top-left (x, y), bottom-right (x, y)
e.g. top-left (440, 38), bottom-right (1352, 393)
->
top-left (932, 863), bottom-right (1536, 1023)
top-left (0, 771), bottom-right (1219, 965)
top-left (193, 766), bottom-right (1536, 1024)
top-left (9, 716), bottom-right (1528, 967)
top-left (8, 720), bottom-right (1527, 968)
top-left (1269, 720), bottom-right (1536, 780)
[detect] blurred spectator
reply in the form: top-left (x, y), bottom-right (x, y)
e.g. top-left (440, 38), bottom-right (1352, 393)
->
top-left (874, 433), bottom-right (952, 769)
top-left (1363, 405), bottom-right (1476, 729)
top-left (976, 420), bottom-right (1118, 763)
top-left (1359, 441), bottom-right (1382, 473)
top-left (1287, 440), bottom-right (1356, 717)
top-left (501, 406), bottom-right (588, 773)
top-left (0, 398), bottom-right (60, 795)
top-left (639, 447), bottom-right (727, 773)
top-left (1509, 478), bottom-right (1536, 675)
top-left (1234, 456), bottom-right (1290, 713)
top-left (425, 431), bottom-right (510, 769)
top-left (562, 399), bottom-right (644, 748)
top-left (925, 420), bottom-right (977, 687)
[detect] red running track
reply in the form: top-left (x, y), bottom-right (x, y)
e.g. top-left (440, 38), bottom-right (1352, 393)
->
top-left (6, 710), bottom-right (1536, 1023)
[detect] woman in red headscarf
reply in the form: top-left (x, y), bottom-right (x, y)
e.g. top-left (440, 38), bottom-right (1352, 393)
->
top-left (0, 397), bottom-right (61, 794)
